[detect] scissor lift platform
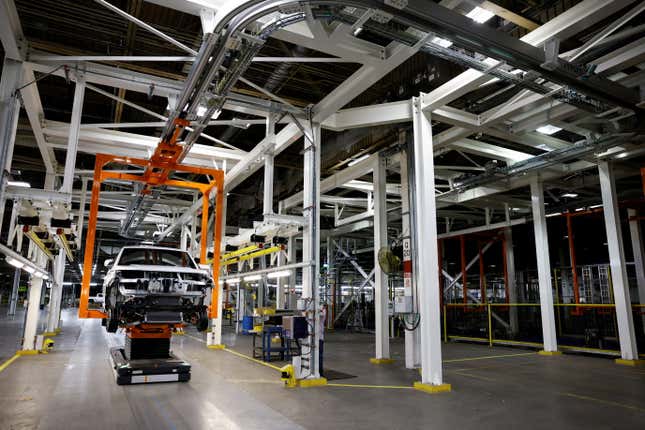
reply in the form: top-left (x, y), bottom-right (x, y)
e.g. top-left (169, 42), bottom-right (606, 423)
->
top-left (109, 346), bottom-right (191, 385)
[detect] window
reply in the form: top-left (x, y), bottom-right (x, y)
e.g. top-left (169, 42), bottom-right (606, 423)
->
top-left (117, 249), bottom-right (196, 268)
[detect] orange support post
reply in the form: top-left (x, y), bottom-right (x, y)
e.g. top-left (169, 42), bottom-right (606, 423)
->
top-left (78, 156), bottom-right (107, 319)
top-left (200, 192), bottom-right (210, 264)
top-left (566, 212), bottom-right (583, 315)
top-left (209, 182), bottom-right (224, 319)
top-left (78, 152), bottom-right (225, 320)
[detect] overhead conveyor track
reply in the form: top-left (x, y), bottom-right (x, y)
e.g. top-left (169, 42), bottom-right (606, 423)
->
top-left (121, 0), bottom-right (643, 240)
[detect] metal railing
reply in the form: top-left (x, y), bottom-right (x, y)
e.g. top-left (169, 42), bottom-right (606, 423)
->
top-left (443, 303), bottom-right (645, 358)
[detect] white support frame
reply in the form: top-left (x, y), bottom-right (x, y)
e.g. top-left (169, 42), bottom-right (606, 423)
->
top-left (628, 208), bottom-right (645, 334)
top-left (530, 177), bottom-right (558, 353)
top-left (411, 97), bottom-right (445, 387)
top-left (599, 161), bottom-right (639, 361)
top-left (373, 153), bottom-right (389, 361)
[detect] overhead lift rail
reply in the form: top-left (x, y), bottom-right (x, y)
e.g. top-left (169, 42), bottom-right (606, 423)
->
top-left (114, 0), bottom-right (642, 234)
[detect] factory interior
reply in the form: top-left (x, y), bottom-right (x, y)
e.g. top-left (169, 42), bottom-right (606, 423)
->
top-left (1, 0), bottom-right (645, 428)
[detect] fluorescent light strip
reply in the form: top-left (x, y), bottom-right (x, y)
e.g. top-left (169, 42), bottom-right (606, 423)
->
top-left (267, 270), bottom-right (291, 279)
top-left (430, 36), bottom-right (452, 48)
top-left (7, 180), bottom-right (31, 188)
top-left (536, 124), bottom-right (562, 135)
top-left (466, 6), bottom-right (495, 23)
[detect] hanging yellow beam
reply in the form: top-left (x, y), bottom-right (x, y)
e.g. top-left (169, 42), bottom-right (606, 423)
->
top-left (221, 246), bottom-right (282, 267)
top-left (481, 1), bottom-right (539, 31)
top-left (25, 230), bottom-right (54, 260)
top-left (220, 244), bottom-right (260, 261)
top-left (57, 232), bottom-right (74, 262)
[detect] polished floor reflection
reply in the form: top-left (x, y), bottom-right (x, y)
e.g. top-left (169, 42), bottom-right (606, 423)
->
top-left (1, 307), bottom-right (644, 429)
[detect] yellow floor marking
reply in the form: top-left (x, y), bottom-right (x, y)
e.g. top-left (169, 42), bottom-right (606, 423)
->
top-left (327, 383), bottom-right (414, 389)
top-left (220, 347), bottom-right (283, 371)
top-left (452, 371), bottom-right (496, 382)
top-left (183, 333), bottom-right (282, 371)
top-left (444, 352), bottom-right (535, 363)
top-left (560, 392), bottom-right (645, 413)
top-left (0, 354), bottom-right (20, 373)
top-left (184, 333), bottom-right (206, 343)
top-left (226, 378), bottom-right (283, 384)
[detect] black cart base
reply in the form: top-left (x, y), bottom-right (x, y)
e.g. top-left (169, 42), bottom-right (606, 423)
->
top-left (109, 347), bottom-right (191, 385)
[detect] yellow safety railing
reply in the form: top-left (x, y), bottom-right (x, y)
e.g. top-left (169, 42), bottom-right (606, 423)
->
top-left (442, 302), bottom-right (645, 358)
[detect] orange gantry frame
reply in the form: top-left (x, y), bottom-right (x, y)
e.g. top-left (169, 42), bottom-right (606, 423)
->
top-left (78, 150), bottom-right (225, 321)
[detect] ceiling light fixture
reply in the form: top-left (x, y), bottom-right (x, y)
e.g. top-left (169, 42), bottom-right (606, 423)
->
top-left (226, 277), bottom-right (241, 284)
top-left (243, 274), bottom-right (262, 281)
top-left (561, 193), bottom-right (578, 198)
top-left (536, 124), bottom-right (562, 135)
top-left (353, 27), bottom-right (363, 36)
top-left (0, 244), bottom-right (51, 280)
top-left (6, 257), bottom-right (24, 269)
top-left (430, 36), bottom-right (452, 48)
top-left (7, 181), bottom-right (31, 188)
top-left (267, 270), bottom-right (291, 279)
top-left (466, 6), bottom-right (495, 23)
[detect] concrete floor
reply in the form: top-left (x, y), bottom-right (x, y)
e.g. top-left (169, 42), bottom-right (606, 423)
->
top-left (1, 307), bottom-right (645, 429)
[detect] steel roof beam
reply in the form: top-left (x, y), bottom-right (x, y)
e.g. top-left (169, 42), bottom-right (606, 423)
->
top-left (420, 0), bottom-right (637, 112)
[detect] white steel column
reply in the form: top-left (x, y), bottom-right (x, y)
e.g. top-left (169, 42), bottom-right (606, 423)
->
top-left (8, 268), bottom-right (20, 316)
top-left (401, 145), bottom-right (421, 369)
top-left (0, 58), bottom-right (23, 236)
top-left (287, 235), bottom-right (296, 309)
top-left (373, 154), bottom-right (390, 361)
top-left (628, 208), bottom-right (645, 334)
top-left (276, 247), bottom-right (286, 309)
top-left (61, 73), bottom-right (85, 193)
top-left (505, 227), bottom-right (519, 335)
top-left (47, 249), bottom-right (65, 333)
top-left (530, 177), bottom-right (558, 353)
top-left (180, 225), bottom-right (189, 251)
top-left (411, 97), bottom-right (448, 391)
top-left (22, 252), bottom-right (48, 351)
top-left (263, 116), bottom-right (276, 215)
top-left (76, 177), bottom-right (88, 248)
top-left (599, 161), bottom-right (639, 361)
top-left (300, 121), bottom-right (322, 380)
top-left (47, 72), bottom-right (84, 333)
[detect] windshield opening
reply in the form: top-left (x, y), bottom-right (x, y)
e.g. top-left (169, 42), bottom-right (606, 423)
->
top-left (117, 249), bottom-right (196, 268)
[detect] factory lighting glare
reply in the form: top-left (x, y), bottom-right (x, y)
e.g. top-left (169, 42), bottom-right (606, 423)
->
top-left (6, 257), bottom-right (24, 269)
top-left (430, 36), bottom-right (452, 48)
top-left (561, 193), bottom-right (578, 198)
top-left (7, 180), bottom-right (31, 188)
top-left (243, 274), bottom-right (262, 281)
top-left (267, 270), bottom-right (291, 279)
top-left (466, 6), bottom-right (495, 23)
top-left (348, 154), bottom-right (370, 167)
top-left (536, 124), bottom-right (562, 135)
top-left (196, 105), bottom-right (207, 116)
top-left (1, 245), bottom-right (50, 279)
